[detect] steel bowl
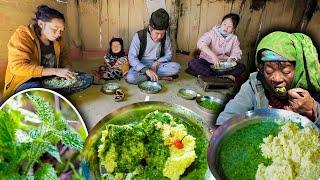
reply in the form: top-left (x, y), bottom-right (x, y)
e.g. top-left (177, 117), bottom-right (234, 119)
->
top-left (196, 95), bottom-right (224, 113)
top-left (42, 72), bottom-right (93, 95)
top-left (178, 88), bottom-right (200, 100)
top-left (207, 108), bottom-right (319, 180)
top-left (81, 101), bottom-right (214, 180)
top-left (210, 60), bottom-right (237, 72)
top-left (101, 82), bottom-right (120, 94)
top-left (138, 81), bottom-right (162, 94)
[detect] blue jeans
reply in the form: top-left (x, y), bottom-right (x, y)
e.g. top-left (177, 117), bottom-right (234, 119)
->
top-left (126, 62), bottom-right (181, 84)
top-left (14, 78), bottom-right (43, 94)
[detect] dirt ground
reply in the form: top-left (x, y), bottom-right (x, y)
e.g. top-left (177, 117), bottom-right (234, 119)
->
top-left (68, 54), bottom-right (235, 131)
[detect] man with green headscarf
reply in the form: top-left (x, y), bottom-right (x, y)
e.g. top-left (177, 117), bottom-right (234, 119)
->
top-left (216, 31), bottom-right (320, 125)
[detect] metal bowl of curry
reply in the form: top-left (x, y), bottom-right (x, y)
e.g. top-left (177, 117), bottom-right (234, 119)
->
top-left (138, 81), bottom-right (162, 94)
top-left (196, 95), bottom-right (224, 113)
top-left (208, 108), bottom-right (319, 180)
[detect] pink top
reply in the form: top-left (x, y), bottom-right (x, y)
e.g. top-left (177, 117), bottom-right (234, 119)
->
top-left (197, 26), bottom-right (242, 62)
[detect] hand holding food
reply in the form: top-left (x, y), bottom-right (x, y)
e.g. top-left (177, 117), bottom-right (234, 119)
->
top-left (210, 55), bottom-right (219, 66)
top-left (286, 88), bottom-right (317, 120)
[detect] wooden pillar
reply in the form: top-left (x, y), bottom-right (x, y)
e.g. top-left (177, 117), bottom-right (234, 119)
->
top-left (66, 0), bottom-right (82, 48)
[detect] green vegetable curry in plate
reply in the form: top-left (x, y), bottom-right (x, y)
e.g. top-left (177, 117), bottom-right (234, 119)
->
top-left (42, 76), bottom-right (81, 89)
top-left (82, 102), bottom-right (212, 180)
top-left (208, 109), bottom-right (320, 180)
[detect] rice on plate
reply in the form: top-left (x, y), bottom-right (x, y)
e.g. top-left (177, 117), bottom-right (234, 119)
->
top-left (256, 122), bottom-right (320, 180)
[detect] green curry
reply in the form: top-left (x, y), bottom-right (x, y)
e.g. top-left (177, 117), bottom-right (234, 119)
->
top-left (217, 120), bottom-right (281, 180)
top-left (199, 99), bottom-right (223, 111)
top-left (97, 111), bottom-right (208, 179)
top-left (98, 113), bottom-right (170, 179)
top-left (178, 89), bottom-right (198, 100)
top-left (43, 76), bottom-right (81, 89)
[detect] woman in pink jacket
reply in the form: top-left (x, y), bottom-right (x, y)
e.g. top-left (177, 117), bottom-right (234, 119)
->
top-left (187, 13), bottom-right (245, 78)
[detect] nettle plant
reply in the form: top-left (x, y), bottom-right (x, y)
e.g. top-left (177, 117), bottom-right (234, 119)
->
top-left (0, 94), bottom-right (84, 179)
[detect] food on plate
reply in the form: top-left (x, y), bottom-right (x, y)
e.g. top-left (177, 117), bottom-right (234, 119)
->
top-left (218, 120), bottom-right (280, 179)
top-left (256, 122), bottom-right (320, 180)
top-left (199, 99), bottom-right (222, 111)
top-left (97, 111), bottom-right (197, 180)
top-left (43, 76), bottom-right (81, 89)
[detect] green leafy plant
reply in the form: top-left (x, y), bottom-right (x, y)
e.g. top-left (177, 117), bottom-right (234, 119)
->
top-left (0, 94), bottom-right (84, 179)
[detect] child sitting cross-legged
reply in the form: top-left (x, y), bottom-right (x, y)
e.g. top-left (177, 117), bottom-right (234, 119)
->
top-left (93, 37), bottom-right (129, 84)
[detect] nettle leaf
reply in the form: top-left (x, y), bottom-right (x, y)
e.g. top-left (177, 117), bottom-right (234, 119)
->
top-left (78, 126), bottom-right (88, 141)
top-left (54, 112), bottom-right (68, 131)
top-left (0, 141), bottom-right (30, 175)
top-left (1, 173), bottom-right (22, 180)
top-left (34, 163), bottom-right (58, 180)
top-left (0, 162), bottom-right (7, 171)
top-left (45, 145), bottom-right (61, 163)
top-left (23, 175), bottom-right (34, 180)
top-left (0, 141), bottom-right (22, 159)
top-left (43, 131), bottom-right (61, 145)
top-left (60, 129), bottom-right (84, 151)
top-left (0, 110), bottom-right (16, 143)
top-left (7, 109), bottom-right (24, 127)
top-left (27, 94), bottom-right (55, 125)
top-left (28, 140), bottom-right (49, 162)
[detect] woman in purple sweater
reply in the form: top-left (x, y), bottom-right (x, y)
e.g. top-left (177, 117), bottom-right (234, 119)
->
top-left (187, 13), bottom-right (245, 78)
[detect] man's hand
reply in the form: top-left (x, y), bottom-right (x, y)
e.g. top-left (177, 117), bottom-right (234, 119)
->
top-left (151, 61), bottom-right (161, 72)
top-left (146, 69), bottom-right (158, 82)
top-left (55, 68), bottom-right (78, 79)
top-left (284, 88), bottom-right (317, 120)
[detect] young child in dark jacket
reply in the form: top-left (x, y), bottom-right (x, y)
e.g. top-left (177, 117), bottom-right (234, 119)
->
top-left (93, 38), bottom-right (129, 83)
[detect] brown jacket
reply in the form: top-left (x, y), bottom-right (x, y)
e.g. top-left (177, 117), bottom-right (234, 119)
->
top-left (3, 24), bottom-right (70, 100)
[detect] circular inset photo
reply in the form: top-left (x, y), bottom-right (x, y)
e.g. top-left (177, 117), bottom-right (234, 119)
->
top-left (0, 88), bottom-right (88, 179)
